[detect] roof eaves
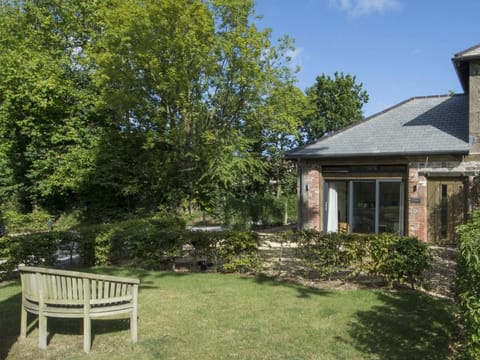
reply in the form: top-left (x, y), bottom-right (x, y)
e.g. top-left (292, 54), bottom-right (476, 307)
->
top-left (285, 149), bottom-right (469, 160)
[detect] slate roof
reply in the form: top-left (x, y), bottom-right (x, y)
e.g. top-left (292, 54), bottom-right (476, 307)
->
top-left (286, 94), bottom-right (469, 159)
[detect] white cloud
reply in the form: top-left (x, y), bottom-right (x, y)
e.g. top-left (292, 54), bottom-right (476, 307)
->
top-left (286, 47), bottom-right (304, 61)
top-left (329, 0), bottom-right (401, 16)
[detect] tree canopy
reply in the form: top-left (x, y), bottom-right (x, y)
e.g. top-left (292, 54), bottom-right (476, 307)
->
top-left (301, 72), bottom-right (369, 144)
top-left (0, 0), bottom-right (307, 223)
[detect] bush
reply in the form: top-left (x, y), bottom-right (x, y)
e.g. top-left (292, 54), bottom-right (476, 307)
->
top-left (184, 230), bottom-right (261, 273)
top-left (365, 234), bottom-right (431, 288)
top-left (75, 216), bottom-right (186, 269)
top-left (294, 231), bottom-right (345, 278)
top-left (0, 231), bottom-right (78, 279)
top-left (293, 231), bottom-right (431, 286)
top-left (456, 209), bottom-right (480, 359)
top-left (220, 231), bottom-right (261, 273)
top-left (1, 208), bottom-right (53, 234)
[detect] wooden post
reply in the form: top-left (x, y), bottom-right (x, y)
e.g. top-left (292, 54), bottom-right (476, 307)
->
top-left (131, 284), bottom-right (138, 343)
top-left (37, 272), bottom-right (47, 349)
top-left (19, 273), bottom-right (27, 339)
top-left (83, 278), bottom-right (91, 353)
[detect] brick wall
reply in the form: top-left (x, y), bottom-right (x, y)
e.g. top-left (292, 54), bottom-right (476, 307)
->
top-left (299, 163), bottom-right (322, 230)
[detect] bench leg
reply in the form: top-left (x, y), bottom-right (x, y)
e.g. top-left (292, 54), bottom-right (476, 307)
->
top-left (20, 307), bottom-right (27, 339)
top-left (130, 311), bottom-right (138, 343)
top-left (83, 316), bottom-right (91, 353)
top-left (38, 314), bottom-right (47, 349)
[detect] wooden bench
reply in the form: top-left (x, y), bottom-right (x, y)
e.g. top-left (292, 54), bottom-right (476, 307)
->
top-left (19, 265), bottom-right (140, 353)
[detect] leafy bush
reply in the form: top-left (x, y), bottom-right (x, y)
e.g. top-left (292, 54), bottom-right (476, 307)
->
top-left (293, 231), bottom-right (431, 286)
top-left (187, 230), bottom-right (224, 271)
top-left (456, 209), bottom-right (480, 359)
top-left (220, 231), bottom-right (261, 273)
top-left (294, 231), bottom-right (345, 278)
top-left (75, 216), bottom-right (186, 269)
top-left (1, 208), bottom-right (53, 234)
top-left (365, 234), bottom-right (431, 288)
top-left (0, 231), bottom-right (78, 279)
top-left (184, 230), bottom-right (261, 273)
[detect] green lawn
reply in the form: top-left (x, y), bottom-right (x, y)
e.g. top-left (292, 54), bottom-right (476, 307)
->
top-left (0, 268), bottom-right (457, 359)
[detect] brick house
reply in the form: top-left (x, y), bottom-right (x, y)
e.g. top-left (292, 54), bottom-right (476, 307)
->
top-left (286, 44), bottom-right (480, 243)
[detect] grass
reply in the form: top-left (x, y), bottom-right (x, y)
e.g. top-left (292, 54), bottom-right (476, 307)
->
top-left (0, 268), bottom-right (457, 359)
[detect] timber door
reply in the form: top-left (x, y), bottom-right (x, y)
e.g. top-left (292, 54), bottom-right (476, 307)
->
top-left (427, 178), bottom-right (465, 244)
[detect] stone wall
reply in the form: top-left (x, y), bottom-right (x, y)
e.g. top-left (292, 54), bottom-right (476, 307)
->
top-left (407, 164), bottom-right (428, 241)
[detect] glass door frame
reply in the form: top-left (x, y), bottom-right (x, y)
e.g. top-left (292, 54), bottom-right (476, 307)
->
top-left (324, 179), bottom-right (405, 235)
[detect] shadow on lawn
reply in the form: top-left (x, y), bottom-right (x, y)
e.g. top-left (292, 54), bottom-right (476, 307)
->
top-left (252, 273), bottom-right (333, 299)
top-left (0, 281), bottom-right (22, 359)
top-left (344, 291), bottom-right (456, 359)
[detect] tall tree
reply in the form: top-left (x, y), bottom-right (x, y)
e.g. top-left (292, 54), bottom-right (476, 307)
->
top-left (0, 0), bottom-right (100, 212)
top-left (301, 72), bottom-right (369, 144)
top-left (0, 0), bottom-right (304, 221)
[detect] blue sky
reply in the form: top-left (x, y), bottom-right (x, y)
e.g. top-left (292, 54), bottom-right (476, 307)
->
top-left (255, 0), bottom-right (480, 117)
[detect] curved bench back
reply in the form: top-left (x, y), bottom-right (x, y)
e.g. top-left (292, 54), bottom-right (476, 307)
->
top-left (19, 266), bottom-right (139, 306)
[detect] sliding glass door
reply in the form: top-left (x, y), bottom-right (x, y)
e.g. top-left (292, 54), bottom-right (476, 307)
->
top-left (325, 180), bottom-right (404, 235)
top-left (378, 181), bottom-right (404, 234)
top-left (351, 181), bottom-right (376, 233)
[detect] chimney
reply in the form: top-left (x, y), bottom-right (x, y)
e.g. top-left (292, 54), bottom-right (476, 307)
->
top-left (453, 44), bottom-right (480, 155)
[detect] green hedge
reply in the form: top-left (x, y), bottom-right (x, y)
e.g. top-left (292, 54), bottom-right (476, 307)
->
top-left (0, 231), bottom-right (78, 279)
top-left (75, 216), bottom-right (187, 268)
top-left (290, 231), bottom-right (431, 287)
top-left (1, 219), bottom-right (431, 288)
top-left (456, 209), bottom-right (480, 359)
top-left (185, 230), bottom-right (261, 273)
top-left (74, 218), bottom-right (260, 273)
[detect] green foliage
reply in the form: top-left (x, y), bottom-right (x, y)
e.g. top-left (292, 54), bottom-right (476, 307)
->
top-left (1, 207), bottom-right (53, 234)
top-left (219, 231), bottom-right (261, 273)
top-left (364, 234), bottom-right (432, 288)
top-left (292, 231), bottom-right (431, 286)
top-left (0, 0), bottom-right (304, 222)
top-left (456, 209), bottom-right (480, 359)
top-left (185, 230), bottom-right (261, 273)
top-left (302, 72), bottom-right (369, 143)
top-left (75, 216), bottom-right (186, 269)
top-left (223, 194), bottom-right (297, 230)
top-left (294, 231), bottom-right (345, 278)
top-left (187, 230), bottom-right (224, 271)
top-left (0, 231), bottom-right (78, 279)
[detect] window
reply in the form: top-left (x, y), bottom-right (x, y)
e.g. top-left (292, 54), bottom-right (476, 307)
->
top-left (325, 179), bottom-right (404, 235)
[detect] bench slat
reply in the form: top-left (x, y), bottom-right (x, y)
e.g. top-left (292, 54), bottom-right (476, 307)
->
top-left (19, 265), bottom-right (140, 284)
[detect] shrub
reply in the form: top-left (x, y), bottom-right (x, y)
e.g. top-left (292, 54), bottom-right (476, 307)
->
top-left (220, 231), bottom-right (261, 273)
top-left (0, 231), bottom-right (78, 279)
top-left (293, 231), bottom-right (431, 286)
top-left (294, 231), bottom-right (345, 278)
top-left (1, 208), bottom-right (53, 234)
top-left (456, 209), bottom-right (480, 359)
top-left (187, 230), bottom-right (224, 271)
top-left (365, 234), bottom-right (431, 288)
top-left (184, 230), bottom-right (261, 273)
top-left (75, 216), bottom-right (186, 269)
